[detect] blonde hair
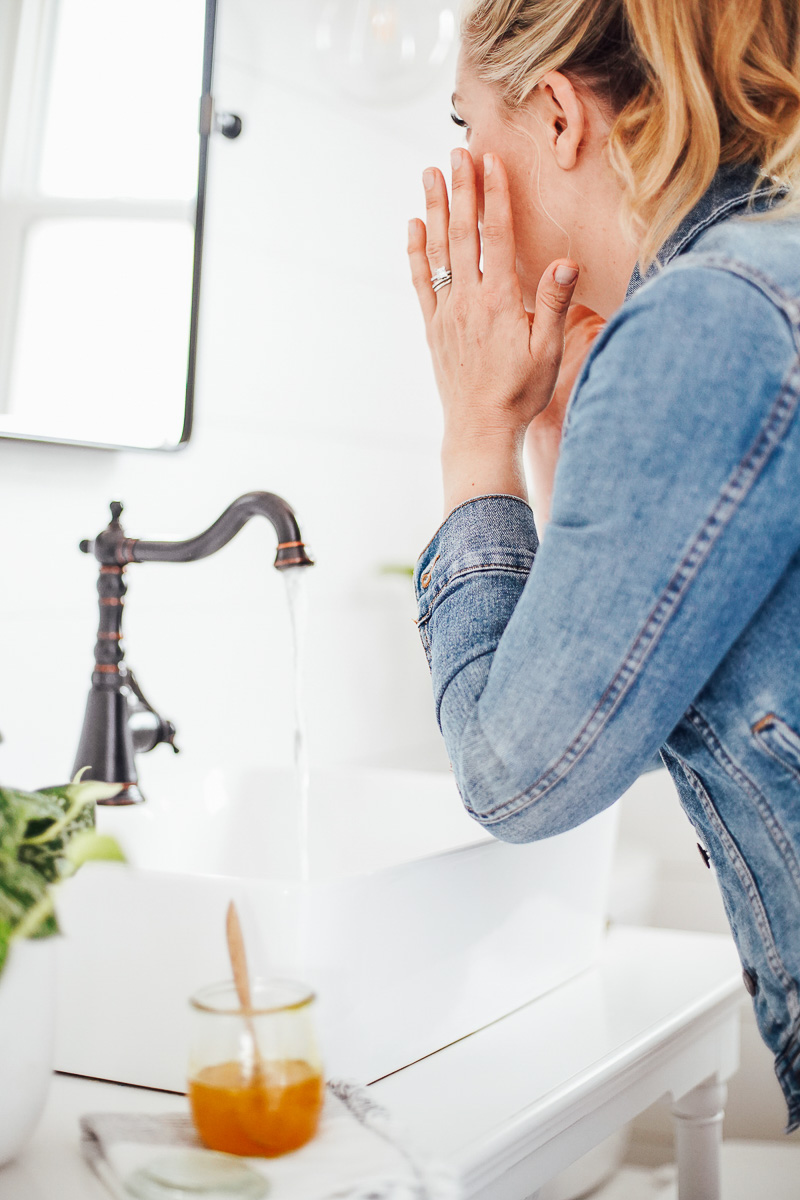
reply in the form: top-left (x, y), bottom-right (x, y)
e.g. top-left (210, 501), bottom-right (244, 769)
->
top-left (460, 0), bottom-right (800, 268)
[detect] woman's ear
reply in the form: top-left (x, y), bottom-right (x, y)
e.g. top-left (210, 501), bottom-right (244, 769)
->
top-left (536, 70), bottom-right (584, 170)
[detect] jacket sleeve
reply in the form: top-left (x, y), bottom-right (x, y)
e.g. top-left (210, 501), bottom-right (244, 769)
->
top-left (413, 261), bottom-right (800, 841)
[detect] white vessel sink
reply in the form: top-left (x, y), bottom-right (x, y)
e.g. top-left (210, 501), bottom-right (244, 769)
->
top-left (55, 766), bottom-right (618, 1090)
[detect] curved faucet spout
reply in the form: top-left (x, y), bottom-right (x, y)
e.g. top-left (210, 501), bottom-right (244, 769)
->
top-left (82, 492), bottom-right (314, 570)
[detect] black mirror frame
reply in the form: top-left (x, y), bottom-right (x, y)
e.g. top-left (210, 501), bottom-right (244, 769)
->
top-left (0, 0), bottom-right (219, 454)
top-left (181, 0), bottom-right (219, 450)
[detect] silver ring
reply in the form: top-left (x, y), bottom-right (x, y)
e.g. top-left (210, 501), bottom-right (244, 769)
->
top-left (431, 267), bottom-right (452, 293)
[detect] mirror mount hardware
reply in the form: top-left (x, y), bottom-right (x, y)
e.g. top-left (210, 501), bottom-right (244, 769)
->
top-left (74, 494), bottom-right (314, 804)
top-left (214, 110), bottom-right (243, 139)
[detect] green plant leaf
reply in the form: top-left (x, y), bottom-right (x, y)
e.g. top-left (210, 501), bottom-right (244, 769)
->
top-left (31, 911), bottom-right (58, 939)
top-left (17, 785), bottom-right (94, 881)
top-left (378, 563), bottom-right (414, 577)
top-left (0, 856), bottom-right (51, 920)
top-left (24, 780), bottom-right (116, 847)
top-left (0, 918), bottom-right (13, 976)
top-left (64, 830), bottom-right (126, 870)
top-left (0, 779), bottom-right (125, 975)
top-left (0, 787), bottom-right (60, 856)
top-left (12, 891), bottom-right (56, 941)
top-left (67, 780), bottom-right (126, 806)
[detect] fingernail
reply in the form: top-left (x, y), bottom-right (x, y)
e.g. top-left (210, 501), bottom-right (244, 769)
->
top-left (450, 148), bottom-right (461, 171)
top-left (407, 219), bottom-right (416, 243)
top-left (555, 265), bottom-right (579, 285)
top-left (483, 153), bottom-right (494, 176)
top-left (423, 169), bottom-right (435, 191)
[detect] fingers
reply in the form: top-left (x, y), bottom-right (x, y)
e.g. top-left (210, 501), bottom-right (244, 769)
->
top-left (408, 217), bottom-right (436, 323)
top-left (480, 154), bottom-right (517, 287)
top-left (409, 151), bottom-right (520, 321)
top-left (448, 149), bottom-right (481, 283)
top-left (423, 167), bottom-right (451, 283)
top-left (530, 259), bottom-right (580, 361)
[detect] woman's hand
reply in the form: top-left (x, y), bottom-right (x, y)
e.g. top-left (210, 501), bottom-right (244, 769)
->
top-left (528, 305), bottom-right (606, 441)
top-left (408, 148), bottom-right (580, 516)
top-left (526, 305), bottom-right (606, 530)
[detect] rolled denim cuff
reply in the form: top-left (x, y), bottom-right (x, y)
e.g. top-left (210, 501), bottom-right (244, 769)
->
top-left (414, 495), bottom-right (538, 648)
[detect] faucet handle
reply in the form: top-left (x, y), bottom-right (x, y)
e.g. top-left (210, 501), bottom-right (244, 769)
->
top-left (126, 669), bottom-right (180, 756)
top-left (160, 720), bottom-right (180, 754)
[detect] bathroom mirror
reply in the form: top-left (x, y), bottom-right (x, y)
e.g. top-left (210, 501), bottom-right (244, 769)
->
top-left (0, 0), bottom-right (218, 450)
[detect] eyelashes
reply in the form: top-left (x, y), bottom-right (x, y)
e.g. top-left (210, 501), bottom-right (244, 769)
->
top-left (450, 111), bottom-right (468, 129)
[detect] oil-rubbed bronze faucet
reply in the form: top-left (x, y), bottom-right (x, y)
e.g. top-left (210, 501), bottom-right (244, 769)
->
top-left (74, 493), bottom-right (314, 804)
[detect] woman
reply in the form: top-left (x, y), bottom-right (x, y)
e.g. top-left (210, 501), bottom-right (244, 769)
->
top-left (407, 0), bottom-right (800, 1130)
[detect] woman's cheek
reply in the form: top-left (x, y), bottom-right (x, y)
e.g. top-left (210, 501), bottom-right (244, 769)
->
top-left (517, 248), bottom-right (561, 311)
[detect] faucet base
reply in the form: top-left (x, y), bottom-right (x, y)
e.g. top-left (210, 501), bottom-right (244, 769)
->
top-left (102, 781), bottom-right (146, 806)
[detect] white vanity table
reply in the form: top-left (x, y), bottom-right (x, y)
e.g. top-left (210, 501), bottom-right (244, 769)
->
top-left (0, 926), bottom-right (745, 1200)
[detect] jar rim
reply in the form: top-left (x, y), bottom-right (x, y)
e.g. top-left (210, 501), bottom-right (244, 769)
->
top-left (189, 978), bottom-right (316, 1015)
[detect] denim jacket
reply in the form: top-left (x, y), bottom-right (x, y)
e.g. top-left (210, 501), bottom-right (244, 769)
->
top-left (414, 164), bottom-right (800, 1130)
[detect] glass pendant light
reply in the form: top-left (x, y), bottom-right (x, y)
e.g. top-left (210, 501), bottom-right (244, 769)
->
top-left (313, 0), bottom-right (457, 104)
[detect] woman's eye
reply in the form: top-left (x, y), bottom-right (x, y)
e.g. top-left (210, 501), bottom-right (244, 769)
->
top-left (450, 111), bottom-right (469, 130)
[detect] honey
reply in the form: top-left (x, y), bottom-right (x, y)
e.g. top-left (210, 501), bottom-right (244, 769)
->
top-left (189, 1058), bottom-right (324, 1157)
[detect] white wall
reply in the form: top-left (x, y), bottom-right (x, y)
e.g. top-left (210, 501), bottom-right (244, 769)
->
top-left (0, 1), bottom-right (456, 796)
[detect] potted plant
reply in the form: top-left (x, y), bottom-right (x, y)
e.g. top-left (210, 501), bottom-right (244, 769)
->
top-left (0, 773), bottom-right (124, 1165)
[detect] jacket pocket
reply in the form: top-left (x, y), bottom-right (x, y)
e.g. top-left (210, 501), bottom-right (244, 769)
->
top-left (752, 714), bottom-right (800, 784)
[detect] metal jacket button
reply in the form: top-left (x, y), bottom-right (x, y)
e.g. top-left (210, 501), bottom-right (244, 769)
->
top-left (742, 968), bottom-right (758, 997)
top-left (419, 553), bottom-right (440, 590)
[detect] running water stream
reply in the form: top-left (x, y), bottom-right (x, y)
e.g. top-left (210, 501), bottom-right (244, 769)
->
top-left (283, 566), bottom-right (311, 881)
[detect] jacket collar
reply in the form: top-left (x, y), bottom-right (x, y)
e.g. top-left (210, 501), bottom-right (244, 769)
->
top-left (626, 163), bottom-right (785, 299)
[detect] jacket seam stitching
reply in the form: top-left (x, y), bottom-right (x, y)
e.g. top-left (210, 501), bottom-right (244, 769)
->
top-left (780, 1036), bottom-right (800, 1078)
top-left (752, 722), bottom-right (800, 784)
top-left (414, 494), bottom-right (533, 564)
top-left (775, 1014), bottom-right (800, 1083)
top-left (420, 562), bottom-right (533, 620)
top-left (436, 646), bottom-right (498, 728)
top-left (668, 254), bottom-right (800, 352)
top-left (627, 192), bottom-right (763, 298)
top-left (466, 361), bottom-right (800, 825)
top-left (681, 763), bottom-right (800, 1013)
top-left (685, 705), bottom-right (800, 894)
top-left (665, 192), bottom-right (764, 262)
top-left (756, 738), bottom-right (800, 784)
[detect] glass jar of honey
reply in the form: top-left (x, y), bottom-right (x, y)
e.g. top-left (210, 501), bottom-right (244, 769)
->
top-left (188, 979), bottom-right (324, 1158)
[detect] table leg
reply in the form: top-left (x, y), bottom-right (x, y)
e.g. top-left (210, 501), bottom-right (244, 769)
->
top-left (671, 1076), bottom-right (727, 1200)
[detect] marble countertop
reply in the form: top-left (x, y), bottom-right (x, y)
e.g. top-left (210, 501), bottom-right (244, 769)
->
top-left (0, 926), bottom-right (744, 1200)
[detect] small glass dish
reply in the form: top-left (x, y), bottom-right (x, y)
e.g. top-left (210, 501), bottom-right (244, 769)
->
top-left (124, 1148), bottom-right (268, 1199)
top-left (187, 979), bottom-right (324, 1158)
